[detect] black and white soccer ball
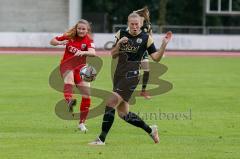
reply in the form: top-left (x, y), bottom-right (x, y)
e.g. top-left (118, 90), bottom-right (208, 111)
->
top-left (80, 65), bottom-right (97, 82)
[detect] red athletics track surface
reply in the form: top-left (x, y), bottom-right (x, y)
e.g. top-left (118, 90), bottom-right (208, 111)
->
top-left (0, 47), bottom-right (240, 57)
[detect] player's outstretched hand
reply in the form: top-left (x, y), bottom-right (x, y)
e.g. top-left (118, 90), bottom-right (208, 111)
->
top-left (162, 31), bottom-right (173, 45)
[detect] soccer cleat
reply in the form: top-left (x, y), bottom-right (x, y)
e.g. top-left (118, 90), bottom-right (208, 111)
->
top-left (67, 99), bottom-right (76, 112)
top-left (140, 91), bottom-right (151, 99)
top-left (149, 125), bottom-right (159, 143)
top-left (88, 137), bottom-right (105, 146)
top-left (78, 123), bottom-right (88, 133)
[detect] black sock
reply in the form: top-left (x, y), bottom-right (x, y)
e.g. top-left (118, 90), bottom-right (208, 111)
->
top-left (142, 71), bottom-right (149, 91)
top-left (99, 106), bottom-right (115, 142)
top-left (122, 112), bottom-right (152, 134)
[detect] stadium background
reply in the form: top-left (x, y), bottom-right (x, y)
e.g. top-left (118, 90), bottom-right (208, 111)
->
top-left (0, 0), bottom-right (239, 159)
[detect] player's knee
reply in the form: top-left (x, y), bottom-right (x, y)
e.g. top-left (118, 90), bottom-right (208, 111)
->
top-left (80, 90), bottom-right (90, 97)
top-left (76, 85), bottom-right (91, 97)
top-left (82, 94), bottom-right (90, 98)
top-left (117, 110), bottom-right (128, 118)
top-left (63, 74), bottom-right (74, 85)
top-left (64, 80), bottom-right (74, 85)
top-left (106, 99), bottom-right (117, 108)
top-left (106, 93), bottom-right (121, 107)
top-left (117, 105), bottom-right (129, 118)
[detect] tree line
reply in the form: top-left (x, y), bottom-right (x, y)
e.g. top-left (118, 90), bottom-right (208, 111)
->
top-left (83, 0), bottom-right (240, 32)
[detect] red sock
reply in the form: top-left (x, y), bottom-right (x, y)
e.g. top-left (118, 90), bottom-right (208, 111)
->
top-left (64, 84), bottom-right (73, 102)
top-left (80, 97), bottom-right (91, 123)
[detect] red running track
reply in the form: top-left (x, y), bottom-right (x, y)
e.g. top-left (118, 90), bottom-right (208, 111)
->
top-left (0, 47), bottom-right (240, 57)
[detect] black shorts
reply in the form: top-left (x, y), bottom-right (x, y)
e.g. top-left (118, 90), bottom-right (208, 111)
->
top-left (113, 71), bottom-right (140, 102)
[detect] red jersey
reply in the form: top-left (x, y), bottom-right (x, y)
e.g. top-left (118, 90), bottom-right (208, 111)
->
top-left (56, 34), bottom-right (95, 75)
top-left (55, 34), bottom-right (95, 64)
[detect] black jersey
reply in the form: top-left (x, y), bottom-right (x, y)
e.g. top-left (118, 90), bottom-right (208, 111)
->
top-left (113, 29), bottom-right (157, 77)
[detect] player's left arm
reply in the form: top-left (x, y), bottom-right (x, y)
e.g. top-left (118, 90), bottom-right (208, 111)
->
top-left (149, 31), bottom-right (172, 62)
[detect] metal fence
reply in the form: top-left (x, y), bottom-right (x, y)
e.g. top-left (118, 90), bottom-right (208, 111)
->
top-left (112, 24), bottom-right (240, 35)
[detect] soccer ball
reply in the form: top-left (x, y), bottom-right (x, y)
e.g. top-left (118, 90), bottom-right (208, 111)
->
top-left (80, 65), bottom-right (97, 82)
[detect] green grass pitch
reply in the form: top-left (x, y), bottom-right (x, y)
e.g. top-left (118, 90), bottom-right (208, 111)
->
top-left (0, 54), bottom-right (239, 159)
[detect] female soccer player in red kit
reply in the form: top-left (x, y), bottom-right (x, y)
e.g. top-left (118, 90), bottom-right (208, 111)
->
top-left (50, 19), bottom-right (96, 132)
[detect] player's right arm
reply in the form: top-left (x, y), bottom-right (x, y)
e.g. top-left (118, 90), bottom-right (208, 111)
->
top-left (111, 30), bottom-right (128, 58)
top-left (50, 35), bottom-right (69, 46)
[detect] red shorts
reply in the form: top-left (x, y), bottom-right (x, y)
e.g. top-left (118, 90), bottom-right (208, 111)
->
top-left (60, 56), bottom-right (86, 84)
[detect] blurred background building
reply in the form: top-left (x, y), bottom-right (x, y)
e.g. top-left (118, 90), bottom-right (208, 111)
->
top-left (1, 0), bottom-right (240, 34)
top-left (0, 0), bottom-right (69, 32)
top-left (0, 0), bottom-right (240, 50)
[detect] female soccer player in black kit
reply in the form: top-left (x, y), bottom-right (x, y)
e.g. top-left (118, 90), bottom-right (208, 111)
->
top-left (89, 12), bottom-right (172, 145)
